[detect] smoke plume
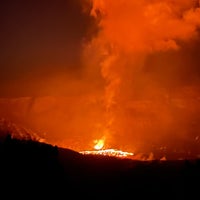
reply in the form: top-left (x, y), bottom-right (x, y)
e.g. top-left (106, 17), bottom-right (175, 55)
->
top-left (83, 0), bottom-right (200, 151)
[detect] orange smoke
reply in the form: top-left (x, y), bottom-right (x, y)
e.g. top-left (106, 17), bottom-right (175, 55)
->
top-left (82, 0), bottom-right (200, 152)
top-left (90, 0), bottom-right (200, 52)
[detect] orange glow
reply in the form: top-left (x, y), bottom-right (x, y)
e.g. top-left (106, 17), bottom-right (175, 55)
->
top-left (94, 139), bottom-right (104, 150)
top-left (80, 148), bottom-right (134, 158)
top-left (80, 0), bottom-right (200, 160)
top-left (80, 138), bottom-right (134, 158)
top-left (0, 1), bottom-right (200, 161)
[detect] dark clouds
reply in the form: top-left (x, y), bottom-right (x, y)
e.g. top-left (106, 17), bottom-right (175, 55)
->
top-left (0, 0), bottom-right (96, 97)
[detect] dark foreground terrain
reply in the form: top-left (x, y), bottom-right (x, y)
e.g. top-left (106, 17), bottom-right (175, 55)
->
top-left (0, 135), bottom-right (200, 199)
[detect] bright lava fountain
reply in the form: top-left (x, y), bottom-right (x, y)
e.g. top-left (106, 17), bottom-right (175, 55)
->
top-left (80, 139), bottom-right (134, 158)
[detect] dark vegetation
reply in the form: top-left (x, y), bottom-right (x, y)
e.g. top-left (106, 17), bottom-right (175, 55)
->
top-left (0, 133), bottom-right (200, 199)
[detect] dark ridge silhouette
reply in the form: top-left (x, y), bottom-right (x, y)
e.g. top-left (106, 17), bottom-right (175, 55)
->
top-left (0, 131), bottom-right (200, 199)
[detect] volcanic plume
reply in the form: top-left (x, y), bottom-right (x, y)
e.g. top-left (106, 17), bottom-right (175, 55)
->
top-left (82, 0), bottom-right (200, 156)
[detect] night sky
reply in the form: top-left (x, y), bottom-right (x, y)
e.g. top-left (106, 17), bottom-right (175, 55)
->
top-left (0, 0), bottom-right (96, 97)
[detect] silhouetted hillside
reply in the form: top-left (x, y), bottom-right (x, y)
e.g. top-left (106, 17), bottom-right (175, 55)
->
top-left (0, 132), bottom-right (200, 199)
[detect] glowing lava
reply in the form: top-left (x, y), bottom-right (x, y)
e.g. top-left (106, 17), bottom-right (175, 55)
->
top-left (80, 139), bottom-right (134, 158)
top-left (94, 139), bottom-right (104, 150)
